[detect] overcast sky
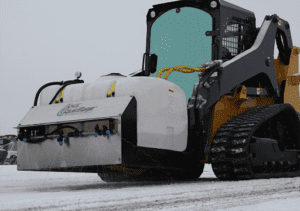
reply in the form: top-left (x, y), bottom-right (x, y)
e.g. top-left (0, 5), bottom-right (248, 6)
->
top-left (0, 0), bottom-right (299, 135)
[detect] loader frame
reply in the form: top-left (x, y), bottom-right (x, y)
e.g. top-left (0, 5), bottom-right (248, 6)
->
top-left (143, 0), bottom-right (295, 163)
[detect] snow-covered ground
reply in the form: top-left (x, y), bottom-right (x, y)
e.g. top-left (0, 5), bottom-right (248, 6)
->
top-left (1, 165), bottom-right (300, 211)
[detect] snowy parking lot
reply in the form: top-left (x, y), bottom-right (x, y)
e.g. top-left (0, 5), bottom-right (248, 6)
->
top-left (1, 165), bottom-right (300, 211)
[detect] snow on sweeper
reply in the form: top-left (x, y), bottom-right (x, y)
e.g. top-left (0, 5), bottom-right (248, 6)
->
top-left (15, 0), bottom-right (300, 182)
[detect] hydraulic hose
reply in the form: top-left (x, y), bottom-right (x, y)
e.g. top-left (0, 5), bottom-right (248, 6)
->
top-left (34, 79), bottom-right (84, 106)
top-left (157, 66), bottom-right (207, 80)
top-left (44, 125), bottom-right (81, 139)
top-left (49, 80), bottom-right (84, 105)
top-left (17, 125), bottom-right (83, 144)
top-left (34, 81), bottom-right (63, 106)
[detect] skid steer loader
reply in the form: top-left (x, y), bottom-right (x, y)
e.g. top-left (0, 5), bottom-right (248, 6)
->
top-left (15, 0), bottom-right (300, 181)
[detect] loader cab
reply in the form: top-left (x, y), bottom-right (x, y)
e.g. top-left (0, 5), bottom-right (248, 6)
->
top-left (143, 0), bottom-right (256, 102)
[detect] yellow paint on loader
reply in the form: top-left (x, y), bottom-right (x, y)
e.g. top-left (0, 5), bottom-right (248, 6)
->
top-left (275, 47), bottom-right (300, 85)
top-left (207, 45), bottom-right (299, 152)
top-left (208, 87), bottom-right (274, 151)
top-left (275, 46), bottom-right (300, 112)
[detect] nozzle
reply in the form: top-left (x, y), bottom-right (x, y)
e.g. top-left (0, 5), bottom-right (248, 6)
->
top-left (102, 126), bottom-right (111, 135)
top-left (94, 125), bottom-right (103, 137)
top-left (57, 131), bottom-right (64, 146)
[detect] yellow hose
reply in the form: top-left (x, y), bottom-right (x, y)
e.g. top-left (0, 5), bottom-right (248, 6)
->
top-left (107, 82), bottom-right (117, 97)
top-left (55, 87), bottom-right (66, 103)
top-left (157, 66), bottom-right (207, 80)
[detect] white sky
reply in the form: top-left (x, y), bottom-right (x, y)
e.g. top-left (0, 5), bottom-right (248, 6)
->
top-left (0, 0), bottom-right (299, 135)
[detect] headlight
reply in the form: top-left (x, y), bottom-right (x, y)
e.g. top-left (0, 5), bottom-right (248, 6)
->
top-left (210, 1), bottom-right (218, 8)
top-left (150, 11), bottom-right (156, 18)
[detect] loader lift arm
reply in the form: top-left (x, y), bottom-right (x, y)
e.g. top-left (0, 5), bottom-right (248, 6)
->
top-left (196, 14), bottom-right (294, 116)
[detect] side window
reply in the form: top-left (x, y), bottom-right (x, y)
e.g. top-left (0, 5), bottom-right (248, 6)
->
top-left (222, 24), bottom-right (240, 58)
top-left (222, 20), bottom-right (253, 59)
top-left (150, 7), bottom-right (212, 102)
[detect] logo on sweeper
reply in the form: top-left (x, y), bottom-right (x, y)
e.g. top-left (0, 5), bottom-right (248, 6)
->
top-left (57, 103), bottom-right (96, 116)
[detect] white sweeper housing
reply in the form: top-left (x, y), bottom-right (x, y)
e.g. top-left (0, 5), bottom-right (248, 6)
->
top-left (17, 76), bottom-right (188, 171)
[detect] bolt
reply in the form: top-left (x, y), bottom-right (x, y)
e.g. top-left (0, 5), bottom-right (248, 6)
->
top-left (285, 23), bottom-right (290, 29)
top-left (272, 15), bottom-right (279, 23)
top-left (265, 15), bottom-right (271, 21)
top-left (265, 57), bottom-right (271, 66)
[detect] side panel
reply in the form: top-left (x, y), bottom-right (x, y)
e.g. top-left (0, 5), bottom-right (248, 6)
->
top-left (116, 77), bottom-right (188, 152)
top-left (17, 119), bottom-right (122, 171)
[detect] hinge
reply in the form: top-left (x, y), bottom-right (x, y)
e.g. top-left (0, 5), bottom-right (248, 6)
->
top-left (205, 30), bottom-right (219, 36)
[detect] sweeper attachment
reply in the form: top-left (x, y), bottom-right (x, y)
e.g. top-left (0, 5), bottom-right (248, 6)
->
top-left (16, 0), bottom-right (300, 181)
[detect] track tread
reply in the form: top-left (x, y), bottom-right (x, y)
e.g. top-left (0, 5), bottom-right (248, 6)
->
top-left (211, 104), bottom-right (300, 180)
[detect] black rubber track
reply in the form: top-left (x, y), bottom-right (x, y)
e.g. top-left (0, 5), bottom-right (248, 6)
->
top-left (211, 104), bottom-right (300, 180)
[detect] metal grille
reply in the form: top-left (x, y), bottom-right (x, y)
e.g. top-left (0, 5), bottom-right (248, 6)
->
top-left (46, 120), bottom-right (118, 135)
top-left (222, 21), bottom-right (251, 59)
top-left (83, 120), bottom-right (118, 134)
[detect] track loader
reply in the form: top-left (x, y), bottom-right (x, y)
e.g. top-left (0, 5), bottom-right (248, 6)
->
top-left (15, 0), bottom-right (300, 181)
